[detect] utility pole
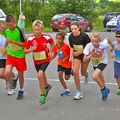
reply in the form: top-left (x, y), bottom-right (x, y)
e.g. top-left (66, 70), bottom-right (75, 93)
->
top-left (20, 0), bottom-right (21, 13)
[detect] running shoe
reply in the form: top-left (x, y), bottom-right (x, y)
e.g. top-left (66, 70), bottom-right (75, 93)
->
top-left (116, 88), bottom-right (120, 95)
top-left (74, 92), bottom-right (83, 100)
top-left (101, 88), bottom-right (110, 101)
top-left (12, 74), bottom-right (18, 89)
top-left (17, 90), bottom-right (24, 100)
top-left (60, 90), bottom-right (70, 96)
top-left (39, 95), bottom-right (46, 105)
top-left (44, 84), bottom-right (52, 97)
top-left (7, 89), bottom-right (15, 95)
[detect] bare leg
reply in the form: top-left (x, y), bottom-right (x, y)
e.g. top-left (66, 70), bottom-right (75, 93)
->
top-left (5, 65), bottom-right (13, 89)
top-left (18, 72), bottom-right (24, 89)
top-left (58, 71), bottom-right (68, 89)
top-left (92, 69), bottom-right (105, 89)
top-left (37, 70), bottom-right (45, 95)
top-left (73, 59), bottom-right (81, 90)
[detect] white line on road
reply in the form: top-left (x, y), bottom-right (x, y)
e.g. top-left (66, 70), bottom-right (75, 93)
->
top-left (25, 77), bottom-right (117, 86)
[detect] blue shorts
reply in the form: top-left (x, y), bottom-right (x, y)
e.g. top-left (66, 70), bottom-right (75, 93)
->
top-left (114, 61), bottom-right (120, 78)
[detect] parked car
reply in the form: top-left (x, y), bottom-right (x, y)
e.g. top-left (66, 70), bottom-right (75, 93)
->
top-left (106, 15), bottom-right (120, 32)
top-left (51, 13), bottom-right (93, 32)
top-left (103, 12), bottom-right (120, 28)
top-left (0, 9), bottom-right (6, 21)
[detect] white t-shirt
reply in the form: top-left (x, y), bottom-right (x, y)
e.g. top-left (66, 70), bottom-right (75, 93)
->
top-left (83, 42), bottom-right (108, 67)
top-left (0, 34), bottom-right (6, 59)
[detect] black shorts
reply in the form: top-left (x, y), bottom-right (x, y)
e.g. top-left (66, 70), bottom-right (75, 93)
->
top-left (74, 54), bottom-right (84, 61)
top-left (57, 65), bottom-right (71, 75)
top-left (93, 63), bottom-right (107, 72)
top-left (0, 59), bottom-right (6, 68)
top-left (35, 62), bottom-right (49, 72)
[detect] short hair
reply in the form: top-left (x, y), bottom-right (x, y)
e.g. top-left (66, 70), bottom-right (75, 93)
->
top-left (70, 22), bottom-right (80, 28)
top-left (32, 20), bottom-right (44, 28)
top-left (6, 14), bottom-right (16, 22)
top-left (56, 30), bottom-right (67, 40)
top-left (115, 30), bottom-right (120, 35)
top-left (91, 32), bottom-right (101, 41)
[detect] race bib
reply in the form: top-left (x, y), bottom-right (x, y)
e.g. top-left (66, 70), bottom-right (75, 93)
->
top-left (33, 51), bottom-right (46, 60)
top-left (0, 48), bottom-right (2, 55)
top-left (91, 57), bottom-right (104, 65)
top-left (73, 45), bottom-right (83, 52)
top-left (114, 50), bottom-right (120, 59)
top-left (9, 43), bottom-right (23, 51)
top-left (57, 50), bottom-right (63, 58)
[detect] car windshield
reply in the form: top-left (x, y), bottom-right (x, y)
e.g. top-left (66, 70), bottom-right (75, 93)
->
top-left (52, 15), bottom-right (63, 21)
top-left (111, 15), bottom-right (120, 21)
top-left (0, 12), bottom-right (5, 18)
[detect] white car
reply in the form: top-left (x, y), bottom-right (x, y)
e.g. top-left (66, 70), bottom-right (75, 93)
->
top-left (106, 15), bottom-right (120, 32)
top-left (0, 9), bottom-right (6, 21)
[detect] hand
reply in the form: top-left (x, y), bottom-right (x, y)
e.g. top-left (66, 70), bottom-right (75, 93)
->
top-left (31, 45), bottom-right (37, 51)
top-left (69, 57), bottom-right (73, 63)
top-left (114, 47), bottom-right (119, 50)
top-left (74, 52), bottom-right (81, 56)
top-left (6, 38), bottom-right (13, 43)
top-left (61, 59), bottom-right (66, 63)
top-left (1, 48), bottom-right (6, 55)
top-left (110, 53), bottom-right (115, 58)
top-left (48, 52), bottom-right (53, 59)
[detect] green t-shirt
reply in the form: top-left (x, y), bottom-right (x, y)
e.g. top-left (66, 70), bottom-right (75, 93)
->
top-left (4, 27), bottom-right (26, 58)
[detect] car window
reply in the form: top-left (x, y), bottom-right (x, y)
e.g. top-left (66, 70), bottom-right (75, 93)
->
top-left (66, 15), bottom-right (76, 21)
top-left (52, 15), bottom-right (63, 21)
top-left (76, 16), bottom-right (85, 21)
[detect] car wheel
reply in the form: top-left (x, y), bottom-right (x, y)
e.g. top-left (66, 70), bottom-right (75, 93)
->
top-left (86, 26), bottom-right (92, 32)
top-left (52, 28), bottom-right (58, 32)
top-left (64, 26), bottom-right (70, 33)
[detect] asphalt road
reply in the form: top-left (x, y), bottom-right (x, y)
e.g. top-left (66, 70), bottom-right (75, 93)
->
top-left (0, 31), bottom-right (120, 120)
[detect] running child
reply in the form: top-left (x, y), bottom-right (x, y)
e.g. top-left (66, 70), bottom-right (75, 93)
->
top-left (68, 22), bottom-right (91, 100)
top-left (109, 30), bottom-right (120, 95)
top-left (4, 14), bottom-right (26, 100)
top-left (51, 31), bottom-right (72, 96)
top-left (83, 32), bottom-right (110, 101)
top-left (24, 20), bottom-right (54, 104)
top-left (0, 20), bottom-right (18, 90)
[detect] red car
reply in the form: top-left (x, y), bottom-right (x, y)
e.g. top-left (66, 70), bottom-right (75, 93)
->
top-left (51, 13), bottom-right (93, 32)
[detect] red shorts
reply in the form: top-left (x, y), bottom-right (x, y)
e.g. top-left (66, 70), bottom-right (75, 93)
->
top-left (6, 55), bottom-right (27, 72)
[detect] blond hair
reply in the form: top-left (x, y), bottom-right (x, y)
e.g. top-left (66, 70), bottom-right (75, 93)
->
top-left (32, 20), bottom-right (44, 28)
top-left (91, 32), bottom-right (101, 41)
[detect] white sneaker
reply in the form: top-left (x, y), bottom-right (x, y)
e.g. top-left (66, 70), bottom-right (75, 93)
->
top-left (74, 92), bottom-right (83, 100)
top-left (7, 89), bottom-right (15, 95)
top-left (84, 71), bottom-right (89, 84)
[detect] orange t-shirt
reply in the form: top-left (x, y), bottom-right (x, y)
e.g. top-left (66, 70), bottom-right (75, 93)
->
top-left (52, 42), bottom-right (71, 68)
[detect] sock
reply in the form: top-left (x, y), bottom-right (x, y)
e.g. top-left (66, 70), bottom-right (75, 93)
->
top-left (76, 89), bottom-right (81, 93)
top-left (65, 89), bottom-right (70, 92)
top-left (19, 88), bottom-right (24, 91)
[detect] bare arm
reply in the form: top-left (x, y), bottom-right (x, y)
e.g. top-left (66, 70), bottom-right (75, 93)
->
top-left (6, 38), bottom-right (24, 46)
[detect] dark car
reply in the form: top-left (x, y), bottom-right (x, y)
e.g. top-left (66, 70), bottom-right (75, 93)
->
top-left (51, 13), bottom-right (93, 32)
top-left (103, 12), bottom-right (120, 28)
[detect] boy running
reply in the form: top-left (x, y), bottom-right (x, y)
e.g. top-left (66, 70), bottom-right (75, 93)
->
top-left (24, 20), bottom-right (54, 104)
top-left (109, 30), bottom-right (120, 95)
top-left (83, 32), bottom-right (110, 101)
top-left (0, 20), bottom-right (18, 90)
top-left (4, 14), bottom-right (26, 100)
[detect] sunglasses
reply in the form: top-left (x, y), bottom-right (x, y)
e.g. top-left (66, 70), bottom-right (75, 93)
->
top-left (115, 36), bottom-right (120, 38)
